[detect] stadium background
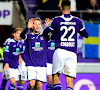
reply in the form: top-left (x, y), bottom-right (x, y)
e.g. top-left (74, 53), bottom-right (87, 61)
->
top-left (0, 0), bottom-right (100, 90)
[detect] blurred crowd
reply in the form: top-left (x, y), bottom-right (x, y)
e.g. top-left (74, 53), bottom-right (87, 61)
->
top-left (33, 0), bottom-right (100, 22)
top-left (0, 0), bottom-right (100, 22)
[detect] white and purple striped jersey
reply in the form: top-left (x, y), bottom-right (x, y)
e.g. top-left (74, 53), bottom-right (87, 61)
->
top-left (45, 14), bottom-right (88, 54)
top-left (3, 38), bottom-right (24, 69)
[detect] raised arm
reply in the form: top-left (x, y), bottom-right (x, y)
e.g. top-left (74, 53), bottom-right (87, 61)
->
top-left (20, 18), bottom-right (34, 39)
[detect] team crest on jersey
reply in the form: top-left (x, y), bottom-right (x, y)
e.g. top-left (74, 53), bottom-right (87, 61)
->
top-left (40, 36), bottom-right (44, 40)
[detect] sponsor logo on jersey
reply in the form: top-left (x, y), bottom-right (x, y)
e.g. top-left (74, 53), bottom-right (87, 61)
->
top-left (32, 42), bottom-right (43, 51)
top-left (51, 42), bottom-right (55, 47)
top-left (16, 48), bottom-right (20, 52)
top-left (32, 47), bottom-right (43, 51)
top-left (35, 42), bottom-right (40, 47)
top-left (6, 45), bottom-right (9, 50)
top-left (3, 47), bottom-right (5, 50)
top-left (48, 42), bottom-right (55, 50)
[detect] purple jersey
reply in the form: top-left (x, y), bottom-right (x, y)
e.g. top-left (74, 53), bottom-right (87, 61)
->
top-left (19, 40), bottom-right (27, 63)
top-left (20, 39), bottom-right (26, 54)
top-left (21, 28), bottom-right (47, 67)
top-left (47, 40), bottom-right (55, 63)
top-left (3, 38), bottom-right (23, 69)
top-left (49, 14), bottom-right (88, 53)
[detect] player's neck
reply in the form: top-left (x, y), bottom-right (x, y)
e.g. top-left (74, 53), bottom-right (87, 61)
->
top-left (14, 37), bottom-right (19, 41)
top-left (62, 10), bottom-right (70, 14)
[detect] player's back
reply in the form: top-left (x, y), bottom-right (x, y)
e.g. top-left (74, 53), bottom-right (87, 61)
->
top-left (51, 14), bottom-right (85, 53)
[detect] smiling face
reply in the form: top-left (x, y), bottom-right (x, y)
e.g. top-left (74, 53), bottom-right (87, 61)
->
top-left (33, 18), bottom-right (42, 34)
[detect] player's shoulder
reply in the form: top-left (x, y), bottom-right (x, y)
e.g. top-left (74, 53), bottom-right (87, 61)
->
top-left (53, 16), bottom-right (61, 20)
top-left (20, 39), bottom-right (25, 42)
top-left (4, 38), bottom-right (15, 45)
top-left (73, 16), bottom-right (82, 22)
top-left (20, 39), bottom-right (26, 44)
top-left (27, 32), bottom-right (34, 36)
top-left (53, 15), bottom-right (81, 21)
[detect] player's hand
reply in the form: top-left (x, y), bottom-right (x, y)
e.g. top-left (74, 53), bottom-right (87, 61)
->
top-left (44, 18), bottom-right (52, 27)
top-left (97, 10), bottom-right (100, 14)
top-left (4, 63), bottom-right (9, 71)
top-left (28, 18), bottom-right (34, 29)
top-left (88, 9), bottom-right (93, 13)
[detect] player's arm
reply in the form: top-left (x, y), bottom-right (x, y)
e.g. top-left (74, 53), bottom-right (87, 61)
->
top-left (20, 18), bottom-right (34, 39)
top-left (78, 28), bottom-right (88, 38)
top-left (43, 18), bottom-right (56, 38)
top-left (3, 43), bottom-right (10, 71)
top-left (78, 19), bottom-right (88, 38)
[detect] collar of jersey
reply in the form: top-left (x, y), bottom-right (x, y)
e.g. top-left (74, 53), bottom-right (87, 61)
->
top-left (60, 14), bottom-right (73, 21)
top-left (32, 32), bottom-right (42, 35)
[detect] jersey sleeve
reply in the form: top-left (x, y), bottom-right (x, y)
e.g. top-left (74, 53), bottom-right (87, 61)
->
top-left (78, 19), bottom-right (88, 38)
top-left (20, 27), bottom-right (29, 40)
top-left (78, 19), bottom-right (85, 32)
top-left (3, 41), bottom-right (11, 64)
top-left (50, 18), bottom-right (56, 30)
top-left (43, 18), bottom-right (56, 40)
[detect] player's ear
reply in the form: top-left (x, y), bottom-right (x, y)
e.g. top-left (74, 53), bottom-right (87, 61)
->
top-left (40, 24), bottom-right (42, 29)
top-left (70, 6), bottom-right (71, 10)
top-left (13, 33), bottom-right (15, 37)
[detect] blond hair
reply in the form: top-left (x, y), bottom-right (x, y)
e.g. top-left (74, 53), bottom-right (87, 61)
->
top-left (11, 28), bottom-right (23, 38)
top-left (34, 17), bottom-right (42, 24)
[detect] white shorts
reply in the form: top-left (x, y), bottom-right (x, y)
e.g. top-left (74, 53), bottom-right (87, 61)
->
top-left (27, 66), bottom-right (47, 83)
top-left (5, 68), bottom-right (20, 81)
top-left (53, 48), bottom-right (77, 78)
top-left (18, 61), bottom-right (27, 81)
top-left (46, 63), bottom-right (53, 76)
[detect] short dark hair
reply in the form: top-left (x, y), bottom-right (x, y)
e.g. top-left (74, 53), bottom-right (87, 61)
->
top-left (61, 0), bottom-right (71, 10)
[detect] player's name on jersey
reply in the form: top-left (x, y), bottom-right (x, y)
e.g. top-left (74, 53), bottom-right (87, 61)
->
top-left (32, 47), bottom-right (43, 51)
top-left (60, 22), bottom-right (76, 25)
top-left (60, 42), bottom-right (75, 47)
